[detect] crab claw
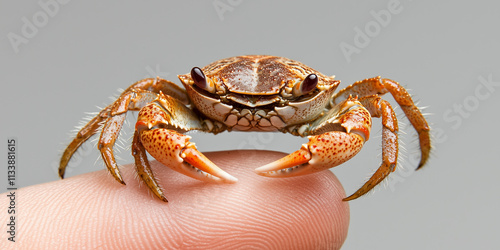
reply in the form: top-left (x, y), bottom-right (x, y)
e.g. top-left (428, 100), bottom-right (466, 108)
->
top-left (139, 128), bottom-right (237, 183)
top-left (255, 131), bottom-right (365, 177)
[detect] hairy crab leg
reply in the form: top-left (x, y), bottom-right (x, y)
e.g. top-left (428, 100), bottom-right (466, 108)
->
top-left (135, 77), bottom-right (190, 105)
top-left (132, 130), bottom-right (168, 202)
top-left (330, 77), bottom-right (388, 107)
top-left (97, 90), bottom-right (159, 184)
top-left (59, 106), bottom-right (111, 179)
top-left (331, 77), bottom-right (430, 169)
top-left (59, 77), bottom-right (186, 181)
top-left (381, 78), bottom-right (430, 168)
top-left (98, 114), bottom-right (128, 183)
top-left (343, 96), bottom-right (398, 201)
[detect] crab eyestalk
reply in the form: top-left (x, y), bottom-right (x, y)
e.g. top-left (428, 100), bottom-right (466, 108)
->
top-left (191, 67), bottom-right (215, 93)
top-left (293, 73), bottom-right (318, 96)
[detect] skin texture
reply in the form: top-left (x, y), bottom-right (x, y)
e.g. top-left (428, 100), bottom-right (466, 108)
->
top-left (1, 150), bottom-right (349, 249)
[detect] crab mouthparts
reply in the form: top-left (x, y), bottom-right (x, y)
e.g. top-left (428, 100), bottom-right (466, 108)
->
top-left (226, 93), bottom-right (282, 107)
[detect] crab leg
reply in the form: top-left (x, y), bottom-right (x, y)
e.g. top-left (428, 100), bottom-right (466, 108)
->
top-left (59, 77), bottom-right (187, 180)
top-left (132, 130), bottom-right (167, 201)
top-left (59, 106), bottom-right (111, 179)
top-left (381, 78), bottom-right (430, 168)
top-left (97, 89), bottom-right (160, 184)
top-left (343, 96), bottom-right (398, 201)
top-left (331, 76), bottom-right (430, 169)
top-left (256, 96), bottom-right (370, 178)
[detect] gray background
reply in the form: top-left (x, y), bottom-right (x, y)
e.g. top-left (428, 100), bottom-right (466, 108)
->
top-left (1, 0), bottom-right (499, 249)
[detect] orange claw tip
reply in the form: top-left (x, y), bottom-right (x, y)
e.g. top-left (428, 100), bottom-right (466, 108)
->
top-left (254, 147), bottom-right (311, 177)
top-left (181, 146), bottom-right (238, 183)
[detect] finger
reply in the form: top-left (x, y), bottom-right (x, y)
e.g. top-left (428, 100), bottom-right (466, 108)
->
top-left (1, 150), bottom-right (349, 249)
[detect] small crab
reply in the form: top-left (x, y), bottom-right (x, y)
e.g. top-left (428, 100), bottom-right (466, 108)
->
top-left (59, 55), bottom-right (430, 202)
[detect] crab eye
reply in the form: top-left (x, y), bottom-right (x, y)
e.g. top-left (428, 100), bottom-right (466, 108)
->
top-left (293, 74), bottom-right (318, 96)
top-left (191, 67), bottom-right (206, 88)
top-left (190, 67), bottom-right (215, 93)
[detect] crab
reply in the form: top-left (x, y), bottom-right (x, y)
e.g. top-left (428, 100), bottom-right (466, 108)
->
top-left (59, 55), bottom-right (430, 202)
